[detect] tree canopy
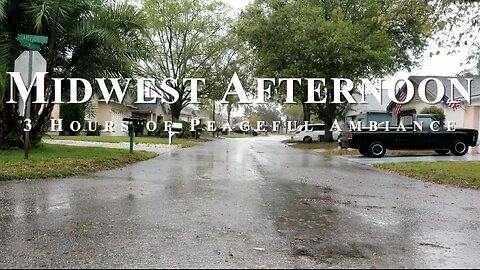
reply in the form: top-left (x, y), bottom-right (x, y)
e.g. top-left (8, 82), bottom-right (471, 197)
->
top-left (0, 0), bottom-right (147, 148)
top-left (237, 0), bottom-right (439, 141)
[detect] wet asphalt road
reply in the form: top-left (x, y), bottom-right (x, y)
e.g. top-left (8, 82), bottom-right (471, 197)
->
top-left (1, 136), bottom-right (480, 268)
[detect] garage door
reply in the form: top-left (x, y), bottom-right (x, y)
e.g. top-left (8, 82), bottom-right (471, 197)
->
top-left (111, 109), bottom-right (129, 136)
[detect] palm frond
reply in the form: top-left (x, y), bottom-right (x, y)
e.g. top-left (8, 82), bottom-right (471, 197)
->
top-left (0, 0), bottom-right (7, 20)
top-left (0, 62), bottom-right (7, 101)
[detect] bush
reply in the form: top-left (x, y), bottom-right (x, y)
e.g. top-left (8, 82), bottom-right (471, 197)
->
top-left (60, 103), bottom-right (85, 135)
top-left (3, 132), bottom-right (42, 150)
top-left (420, 106), bottom-right (446, 126)
top-left (86, 125), bottom-right (103, 136)
top-left (154, 121), bottom-right (199, 138)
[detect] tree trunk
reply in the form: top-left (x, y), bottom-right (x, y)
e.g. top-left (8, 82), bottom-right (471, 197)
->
top-left (323, 85), bottom-right (336, 142)
top-left (302, 103), bottom-right (311, 122)
top-left (170, 101), bottom-right (182, 121)
top-left (0, 102), bottom-right (5, 146)
top-left (227, 102), bottom-right (233, 126)
top-left (212, 101), bottom-right (216, 137)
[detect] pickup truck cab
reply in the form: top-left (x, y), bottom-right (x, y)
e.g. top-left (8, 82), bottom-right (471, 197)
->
top-left (339, 114), bottom-right (479, 158)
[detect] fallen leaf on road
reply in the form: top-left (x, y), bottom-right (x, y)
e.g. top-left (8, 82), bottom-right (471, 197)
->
top-left (256, 264), bottom-right (267, 269)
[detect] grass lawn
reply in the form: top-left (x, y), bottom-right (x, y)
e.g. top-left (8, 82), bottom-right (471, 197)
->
top-left (288, 141), bottom-right (339, 150)
top-left (48, 135), bottom-right (198, 148)
top-left (374, 161), bottom-right (480, 189)
top-left (0, 144), bottom-right (157, 181)
top-left (322, 149), bottom-right (437, 156)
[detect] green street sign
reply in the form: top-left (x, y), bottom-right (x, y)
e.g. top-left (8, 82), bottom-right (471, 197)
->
top-left (18, 40), bottom-right (42, 51)
top-left (16, 34), bottom-right (48, 45)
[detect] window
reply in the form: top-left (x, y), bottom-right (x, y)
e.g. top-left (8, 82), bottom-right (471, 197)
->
top-left (312, 125), bottom-right (325, 131)
top-left (418, 117), bottom-right (434, 131)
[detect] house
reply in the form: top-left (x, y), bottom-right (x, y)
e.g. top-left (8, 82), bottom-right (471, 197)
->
top-left (132, 100), bottom-right (168, 125)
top-left (386, 75), bottom-right (480, 154)
top-left (344, 90), bottom-right (392, 127)
top-left (51, 93), bottom-right (210, 136)
top-left (51, 95), bottom-right (137, 136)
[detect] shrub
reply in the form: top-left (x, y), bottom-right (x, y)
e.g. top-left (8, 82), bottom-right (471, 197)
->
top-left (420, 106), bottom-right (446, 126)
top-left (86, 125), bottom-right (103, 136)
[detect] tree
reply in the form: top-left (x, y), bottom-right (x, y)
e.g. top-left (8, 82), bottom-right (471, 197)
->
top-left (140, 0), bottom-right (235, 121)
top-left (0, 0), bottom-right (147, 148)
top-left (237, 0), bottom-right (438, 141)
top-left (245, 104), bottom-right (282, 128)
top-left (421, 106), bottom-right (446, 127)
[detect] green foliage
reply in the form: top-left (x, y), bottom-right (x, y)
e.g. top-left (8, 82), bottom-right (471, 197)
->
top-left (141, 0), bottom-right (236, 119)
top-left (86, 125), bottom-right (102, 136)
top-left (237, 0), bottom-right (437, 141)
top-left (420, 106), bottom-right (446, 126)
top-left (60, 103), bottom-right (85, 134)
top-left (0, 0), bottom-right (147, 147)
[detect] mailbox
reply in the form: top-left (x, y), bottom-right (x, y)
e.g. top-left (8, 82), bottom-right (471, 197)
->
top-left (168, 122), bottom-right (184, 145)
top-left (171, 122), bottom-right (183, 132)
top-left (123, 117), bottom-right (145, 153)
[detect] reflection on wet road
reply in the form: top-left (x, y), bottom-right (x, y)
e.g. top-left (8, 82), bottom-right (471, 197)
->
top-left (1, 137), bottom-right (479, 268)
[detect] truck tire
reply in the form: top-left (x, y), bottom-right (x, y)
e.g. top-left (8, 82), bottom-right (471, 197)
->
top-left (359, 148), bottom-right (370, 157)
top-left (369, 142), bottom-right (386, 158)
top-left (435, 149), bottom-right (450, 156)
top-left (450, 140), bottom-right (469, 156)
top-left (303, 136), bottom-right (313, 143)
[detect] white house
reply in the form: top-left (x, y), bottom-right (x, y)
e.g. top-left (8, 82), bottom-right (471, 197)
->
top-left (386, 76), bottom-right (480, 154)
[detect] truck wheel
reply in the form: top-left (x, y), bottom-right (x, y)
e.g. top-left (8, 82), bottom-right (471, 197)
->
top-left (450, 140), bottom-right (469, 156)
top-left (435, 149), bottom-right (450, 156)
top-left (369, 142), bottom-right (386, 158)
top-left (303, 136), bottom-right (313, 143)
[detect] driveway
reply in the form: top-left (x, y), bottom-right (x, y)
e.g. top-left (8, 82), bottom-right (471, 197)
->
top-left (1, 136), bottom-right (479, 268)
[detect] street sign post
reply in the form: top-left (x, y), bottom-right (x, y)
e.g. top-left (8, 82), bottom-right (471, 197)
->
top-left (14, 34), bottom-right (48, 159)
top-left (16, 34), bottom-right (48, 52)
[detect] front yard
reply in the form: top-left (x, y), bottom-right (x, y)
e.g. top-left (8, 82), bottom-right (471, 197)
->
top-left (49, 135), bottom-right (199, 148)
top-left (374, 161), bottom-right (480, 189)
top-left (0, 144), bottom-right (157, 181)
top-left (287, 141), bottom-right (480, 189)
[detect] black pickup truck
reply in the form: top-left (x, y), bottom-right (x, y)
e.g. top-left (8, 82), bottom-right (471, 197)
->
top-left (339, 114), bottom-right (479, 158)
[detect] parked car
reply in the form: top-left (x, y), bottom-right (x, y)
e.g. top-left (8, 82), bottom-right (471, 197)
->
top-left (339, 114), bottom-right (479, 158)
top-left (292, 124), bottom-right (340, 143)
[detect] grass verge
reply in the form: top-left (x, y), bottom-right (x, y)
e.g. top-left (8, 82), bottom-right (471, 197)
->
top-left (321, 149), bottom-right (437, 156)
top-left (0, 144), bottom-right (157, 181)
top-left (374, 161), bottom-right (480, 189)
top-left (286, 141), bottom-right (339, 150)
top-left (48, 135), bottom-right (198, 148)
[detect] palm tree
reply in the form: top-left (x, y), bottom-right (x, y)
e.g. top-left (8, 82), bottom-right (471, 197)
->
top-left (0, 0), bottom-right (147, 148)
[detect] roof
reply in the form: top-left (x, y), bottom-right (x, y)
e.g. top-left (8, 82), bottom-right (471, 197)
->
top-left (345, 91), bottom-right (391, 117)
top-left (386, 76), bottom-right (480, 111)
top-left (134, 100), bottom-right (168, 115)
top-left (409, 75), bottom-right (480, 99)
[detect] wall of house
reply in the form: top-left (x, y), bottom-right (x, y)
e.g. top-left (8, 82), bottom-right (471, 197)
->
top-left (95, 101), bottom-right (133, 136)
top-left (51, 104), bottom-right (60, 119)
top-left (463, 105), bottom-right (480, 154)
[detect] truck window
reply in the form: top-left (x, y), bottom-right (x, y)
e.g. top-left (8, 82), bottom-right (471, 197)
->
top-left (312, 125), bottom-right (325, 131)
top-left (417, 117), bottom-right (434, 131)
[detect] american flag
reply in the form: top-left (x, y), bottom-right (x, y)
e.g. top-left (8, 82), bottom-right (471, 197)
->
top-left (395, 90), bottom-right (407, 116)
top-left (442, 95), bottom-right (462, 111)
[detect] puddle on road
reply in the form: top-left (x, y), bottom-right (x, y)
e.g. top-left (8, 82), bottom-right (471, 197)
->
top-left (259, 181), bottom-right (414, 268)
